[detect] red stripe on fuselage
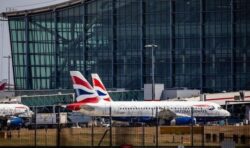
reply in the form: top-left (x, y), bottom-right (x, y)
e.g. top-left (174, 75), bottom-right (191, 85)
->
top-left (66, 97), bottom-right (99, 111)
top-left (193, 105), bottom-right (209, 107)
top-left (15, 106), bottom-right (26, 109)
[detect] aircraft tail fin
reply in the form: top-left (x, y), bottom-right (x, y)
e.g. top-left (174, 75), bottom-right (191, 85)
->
top-left (91, 73), bottom-right (113, 102)
top-left (70, 71), bottom-right (100, 103)
top-left (0, 79), bottom-right (7, 91)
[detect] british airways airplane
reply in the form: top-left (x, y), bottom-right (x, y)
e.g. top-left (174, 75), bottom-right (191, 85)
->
top-left (66, 71), bottom-right (230, 125)
top-left (0, 103), bottom-right (33, 129)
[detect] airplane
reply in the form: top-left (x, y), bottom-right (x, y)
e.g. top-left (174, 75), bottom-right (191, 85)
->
top-left (66, 71), bottom-right (230, 125)
top-left (0, 79), bottom-right (7, 91)
top-left (0, 103), bottom-right (33, 129)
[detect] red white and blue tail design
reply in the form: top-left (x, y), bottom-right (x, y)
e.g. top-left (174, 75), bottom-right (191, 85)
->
top-left (70, 71), bottom-right (100, 103)
top-left (91, 73), bottom-right (112, 102)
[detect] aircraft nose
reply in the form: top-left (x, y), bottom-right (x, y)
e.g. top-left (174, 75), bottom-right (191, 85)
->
top-left (224, 110), bottom-right (231, 117)
top-left (29, 110), bottom-right (34, 115)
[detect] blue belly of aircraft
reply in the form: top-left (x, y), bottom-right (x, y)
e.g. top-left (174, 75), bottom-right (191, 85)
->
top-left (195, 116), bottom-right (226, 122)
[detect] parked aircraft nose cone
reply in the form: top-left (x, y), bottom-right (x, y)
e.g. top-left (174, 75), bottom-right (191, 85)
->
top-left (28, 110), bottom-right (34, 116)
top-left (224, 110), bottom-right (231, 117)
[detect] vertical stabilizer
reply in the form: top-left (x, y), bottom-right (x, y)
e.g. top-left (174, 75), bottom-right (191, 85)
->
top-left (0, 79), bottom-right (7, 91)
top-left (70, 71), bottom-right (100, 103)
top-left (91, 73), bottom-right (112, 102)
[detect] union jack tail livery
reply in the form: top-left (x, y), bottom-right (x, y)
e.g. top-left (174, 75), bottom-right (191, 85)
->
top-left (91, 73), bottom-right (113, 102)
top-left (70, 71), bottom-right (100, 103)
top-left (67, 72), bottom-right (230, 124)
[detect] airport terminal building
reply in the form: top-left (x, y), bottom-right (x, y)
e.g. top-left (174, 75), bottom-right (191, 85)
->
top-left (2, 0), bottom-right (250, 92)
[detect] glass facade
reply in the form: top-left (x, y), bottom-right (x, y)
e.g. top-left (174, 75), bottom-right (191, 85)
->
top-left (7, 0), bottom-right (250, 92)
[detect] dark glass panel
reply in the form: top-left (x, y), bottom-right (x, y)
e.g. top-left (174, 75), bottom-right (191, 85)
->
top-left (6, 0), bottom-right (250, 92)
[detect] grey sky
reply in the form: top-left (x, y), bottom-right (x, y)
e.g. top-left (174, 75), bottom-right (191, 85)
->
top-left (0, 0), bottom-right (68, 85)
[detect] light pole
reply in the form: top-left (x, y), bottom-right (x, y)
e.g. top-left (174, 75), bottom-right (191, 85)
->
top-left (145, 44), bottom-right (158, 100)
top-left (3, 55), bottom-right (11, 90)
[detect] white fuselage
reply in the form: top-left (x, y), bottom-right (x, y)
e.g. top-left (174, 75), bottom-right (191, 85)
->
top-left (0, 104), bottom-right (30, 118)
top-left (78, 101), bottom-right (230, 119)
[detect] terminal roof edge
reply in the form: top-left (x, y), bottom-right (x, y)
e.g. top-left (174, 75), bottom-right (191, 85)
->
top-left (1, 0), bottom-right (85, 18)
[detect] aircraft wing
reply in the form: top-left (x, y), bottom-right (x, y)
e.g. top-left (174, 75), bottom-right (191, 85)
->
top-left (175, 113), bottom-right (191, 118)
top-left (18, 111), bottom-right (33, 118)
top-left (158, 108), bottom-right (177, 120)
top-left (158, 108), bottom-right (192, 120)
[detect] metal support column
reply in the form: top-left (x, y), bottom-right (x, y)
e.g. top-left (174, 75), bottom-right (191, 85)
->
top-left (156, 107), bottom-right (158, 148)
top-left (111, 0), bottom-right (117, 89)
top-left (142, 123), bottom-right (145, 147)
top-left (140, 0), bottom-right (145, 89)
top-left (70, 14), bottom-right (76, 71)
top-left (34, 107), bottom-right (37, 148)
top-left (231, 0), bottom-right (235, 91)
top-left (191, 107), bottom-right (194, 147)
top-left (225, 101), bottom-right (228, 125)
top-left (200, 0), bottom-right (204, 92)
top-left (25, 14), bottom-right (32, 89)
top-left (169, 0), bottom-right (174, 87)
top-left (56, 106), bottom-right (61, 148)
top-left (152, 46), bottom-right (155, 99)
top-left (202, 124), bottom-right (205, 147)
top-left (91, 117), bottom-right (94, 147)
top-left (53, 9), bottom-right (59, 89)
top-left (82, 3), bottom-right (88, 77)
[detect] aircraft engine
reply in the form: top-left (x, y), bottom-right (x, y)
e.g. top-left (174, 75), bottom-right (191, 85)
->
top-left (170, 117), bottom-right (196, 125)
top-left (7, 117), bottom-right (24, 127)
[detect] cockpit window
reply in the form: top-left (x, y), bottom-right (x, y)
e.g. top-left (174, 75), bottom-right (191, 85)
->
top-left (218, 106), bottom-right (222, 110)
top-left (208, 106), bottom-right (215, 110)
